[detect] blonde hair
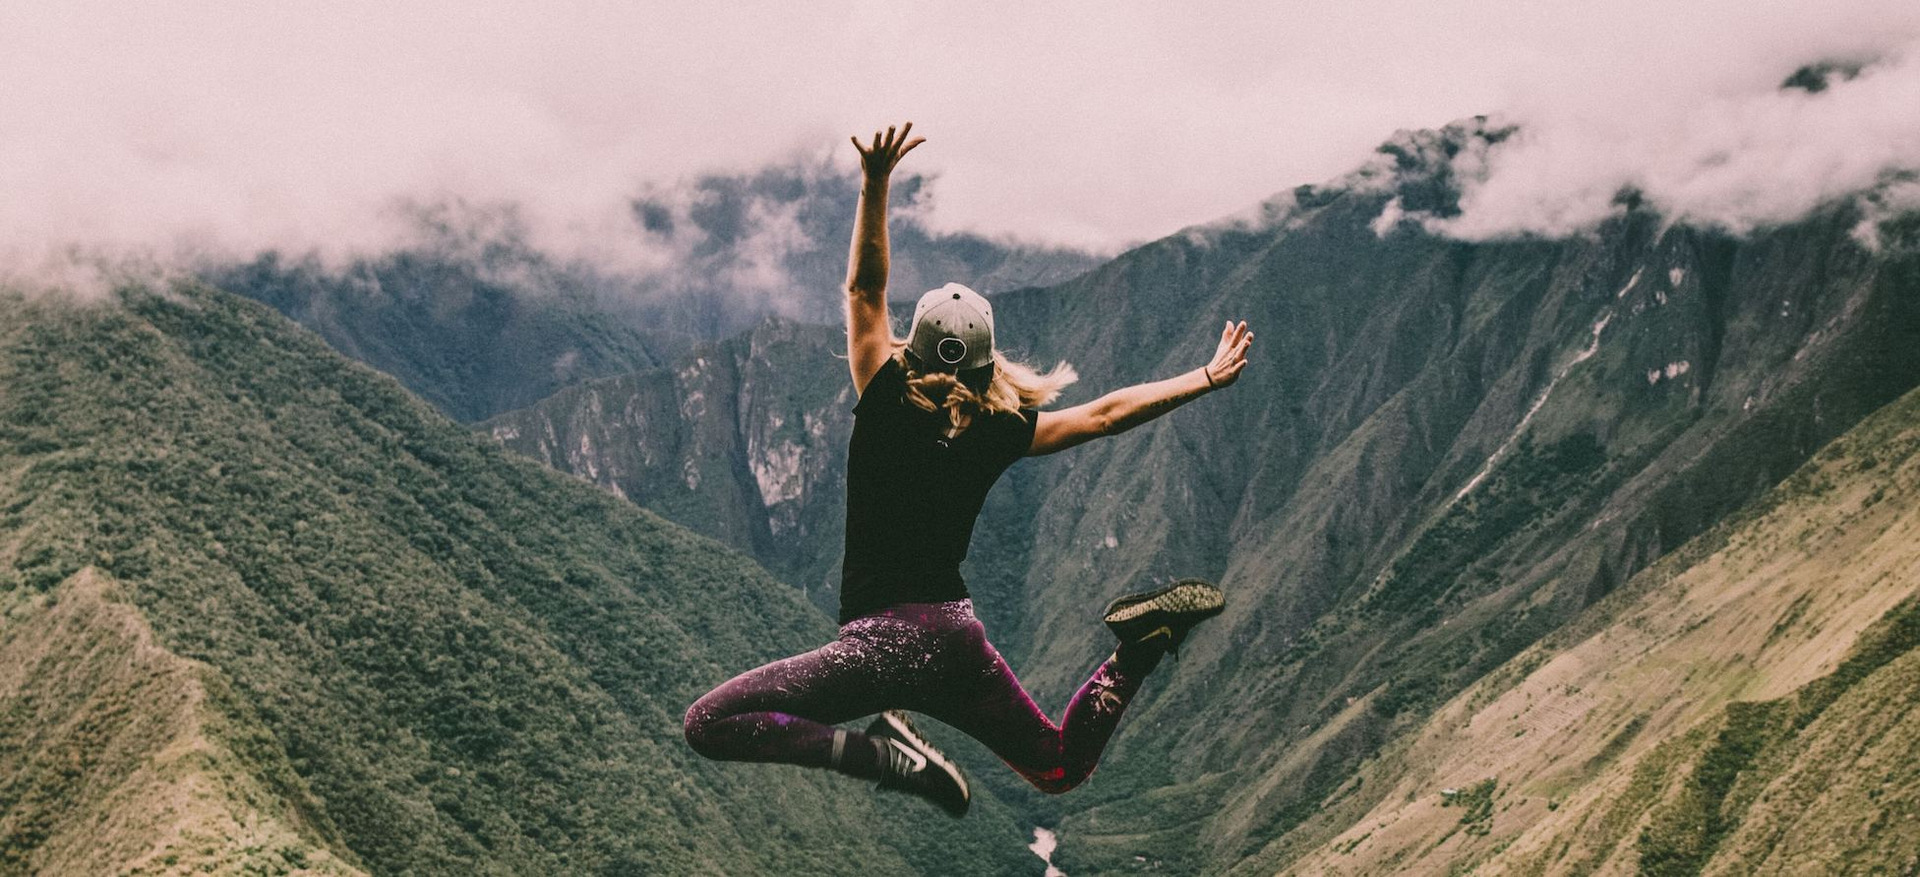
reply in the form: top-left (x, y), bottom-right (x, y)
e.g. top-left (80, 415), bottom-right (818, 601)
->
top-left (895, 343), bottom-right (1077, 431)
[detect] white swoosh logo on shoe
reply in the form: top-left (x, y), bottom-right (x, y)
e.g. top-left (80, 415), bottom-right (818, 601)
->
top-left (888, 739), bottom-right (927, 772)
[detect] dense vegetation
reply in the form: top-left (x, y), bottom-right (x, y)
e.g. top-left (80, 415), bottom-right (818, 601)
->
top-left (209, 249), bottom-right (664, 422)
top-left (0, 286), bottom-right (1033, 875)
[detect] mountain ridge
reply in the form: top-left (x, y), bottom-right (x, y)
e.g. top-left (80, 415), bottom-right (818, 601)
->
top-left (0, 285), bottom-right (1035, 875)
top-left (484, 122), bottom-right (1920, 872)
top-left (209, 162), bottom-right (1100, 423)
top-left (1, 567), bottom-right (363, 876)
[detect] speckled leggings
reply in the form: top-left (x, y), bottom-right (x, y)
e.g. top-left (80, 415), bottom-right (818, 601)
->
top-left (682, 600), bottom-right (1159, 794)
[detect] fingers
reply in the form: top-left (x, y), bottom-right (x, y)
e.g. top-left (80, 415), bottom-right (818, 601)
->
top-left (1201, 319), bottom-right (1253, 387)
top-left (1216, 320), bottom-right (1252, 354)
top-left (884, 123), bottom-right (921, 161)
top-left (854, 123), bottom-right (923, 171)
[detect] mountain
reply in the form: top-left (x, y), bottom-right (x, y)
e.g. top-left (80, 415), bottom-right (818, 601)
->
top-left (1272, 381), bottom-right (1920, 875)
top-left (483, 119), bottom-right (1920, 872)
top-left (481, 319), bottom-right (857, 615)
top-left (0, 285), bottom-right (1035, 875)
top-left (207, 162), bottom-right (1099, 423)
top-left (204, 247), bottom-right (666, 425)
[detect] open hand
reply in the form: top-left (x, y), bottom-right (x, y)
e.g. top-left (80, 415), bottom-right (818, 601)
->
top-left (1204, 320), bottom-right (1253, 389)
top-left (851, 122), bottom-right (924, 181)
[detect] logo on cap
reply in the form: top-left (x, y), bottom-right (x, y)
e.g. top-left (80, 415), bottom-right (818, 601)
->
top-left (909, 282), bottom-right (995, 373)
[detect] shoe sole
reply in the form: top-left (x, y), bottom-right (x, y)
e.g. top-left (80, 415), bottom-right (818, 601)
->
top-left (1103, 579), bottom-right (1225, 643)
top-left (1103, 579), bottom-right (1225, 624)
top-left (872, 711), bottom-right (970, 817)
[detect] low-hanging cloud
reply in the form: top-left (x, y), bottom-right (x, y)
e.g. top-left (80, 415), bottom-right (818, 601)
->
top-left (3, 1), bottom-right (1918, 294)
top-left (1423, 47), bottom-right (1920, 240)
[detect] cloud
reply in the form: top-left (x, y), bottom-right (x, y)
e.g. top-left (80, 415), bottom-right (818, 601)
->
top-left (1851, 177), bottom-right (1920, 250)
top-left (2, 0), bottom-right (1918, 291)
top-left (1424, 45), bottom-right (1920, 239)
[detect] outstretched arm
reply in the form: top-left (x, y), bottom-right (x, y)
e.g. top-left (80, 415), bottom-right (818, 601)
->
top-left (845, 122), bottom-right (924, 393)
top-left (1029, 320), bottom-right (1253, 456)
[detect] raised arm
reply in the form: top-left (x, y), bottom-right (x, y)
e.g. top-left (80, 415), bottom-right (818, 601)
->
top-left (845, 122), bottom-right (924, 393)
top-left (1029, 320), bottom-right (1253, 456)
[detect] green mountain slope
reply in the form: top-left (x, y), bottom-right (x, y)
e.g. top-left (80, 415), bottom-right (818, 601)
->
top-left (1272, 381), bottom-right (1920, 876)
top-left (1, 568), bottom-right (364, 877)
top-left (0, 286), bottom-right (1032, 875)
top-left (484, 120), bottom-right (1920, 871)
top-left (210, 249), bottom-right (666, 424)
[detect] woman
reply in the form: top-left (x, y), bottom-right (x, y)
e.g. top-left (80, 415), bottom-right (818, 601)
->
top-left (684, 123), bottom-right (1254, 816)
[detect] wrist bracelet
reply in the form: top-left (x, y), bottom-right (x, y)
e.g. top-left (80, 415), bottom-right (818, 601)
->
top-left (1203, 366), bottom-right (1216, 389)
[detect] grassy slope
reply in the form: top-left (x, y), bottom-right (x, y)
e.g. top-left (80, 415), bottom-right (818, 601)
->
top-left (0, 286), bottom-right (1032, 875)
top-left (1267, 383), bottom-right (1920, 875)
top-left (1, 568), bottom-right (364, 876)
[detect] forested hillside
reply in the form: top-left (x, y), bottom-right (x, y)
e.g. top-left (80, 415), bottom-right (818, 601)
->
top-left (0, 286), bottom-right (1033, 875)
top-left (486, 120), bottom-right (1920, 872)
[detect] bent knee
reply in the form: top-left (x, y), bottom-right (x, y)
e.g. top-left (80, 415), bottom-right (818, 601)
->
top-left (1035, 775), bottom-right (1088, 795)
top-left (682, 701), bottom-right (722, 759)
top-left (1021, 765), bottom-right (1091, 795)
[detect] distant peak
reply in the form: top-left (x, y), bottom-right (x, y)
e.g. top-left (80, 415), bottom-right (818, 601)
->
top-left (1186, 115), bottom-right (1517, 241)
top-left (1780, 60), bottom-right (1868, 93)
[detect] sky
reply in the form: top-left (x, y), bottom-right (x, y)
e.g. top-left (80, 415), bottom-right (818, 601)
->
top-left (2, 1), bottom-right (1918, 281)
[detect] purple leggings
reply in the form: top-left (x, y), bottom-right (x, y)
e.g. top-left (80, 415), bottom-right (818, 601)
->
top-left (683, 600), bottom-right (1158, 794)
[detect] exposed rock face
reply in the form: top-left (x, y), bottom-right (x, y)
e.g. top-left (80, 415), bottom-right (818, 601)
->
top-left (488, 123), bottom-right (1920, 871)
top-left (486, 319), bottom-right (858, 610)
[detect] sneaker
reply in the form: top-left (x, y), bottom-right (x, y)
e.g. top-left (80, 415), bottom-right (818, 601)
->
top-left (1102, 578), bottom-right (1225, 656)
top-left (868, 711), bottom-right (970, 817)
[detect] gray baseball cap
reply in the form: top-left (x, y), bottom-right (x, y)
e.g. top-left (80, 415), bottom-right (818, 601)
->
top-left (906, 283), bottom-right (994, 372)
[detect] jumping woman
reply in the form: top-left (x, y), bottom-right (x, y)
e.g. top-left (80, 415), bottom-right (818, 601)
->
top-left (683, 123), bottom-right (1254, 815)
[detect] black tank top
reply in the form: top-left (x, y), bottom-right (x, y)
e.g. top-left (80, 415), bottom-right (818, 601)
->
top-left (839, 358), bottom-right (1037, 622)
